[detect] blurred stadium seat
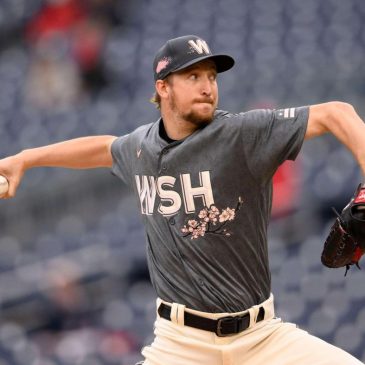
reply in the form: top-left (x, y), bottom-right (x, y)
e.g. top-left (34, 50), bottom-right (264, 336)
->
top-left (0, 0), bottom-right (364, 363)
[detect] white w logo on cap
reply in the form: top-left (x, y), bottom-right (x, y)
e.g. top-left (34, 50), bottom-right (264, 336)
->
top-left (188, 39), bottom-right (211, 55)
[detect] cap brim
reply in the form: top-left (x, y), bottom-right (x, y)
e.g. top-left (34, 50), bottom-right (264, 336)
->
top-left (172, 54), bottom-right (235, 74)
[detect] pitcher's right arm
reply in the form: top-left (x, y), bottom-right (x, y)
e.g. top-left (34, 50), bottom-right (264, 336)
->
top-left (0, 135), bottom-right (117, 198)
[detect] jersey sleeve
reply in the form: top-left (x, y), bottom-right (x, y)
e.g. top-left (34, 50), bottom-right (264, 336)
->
top-left (110, 134), bottom-right (134, 186)
top-left (240, 106), bottom-right (309, 183)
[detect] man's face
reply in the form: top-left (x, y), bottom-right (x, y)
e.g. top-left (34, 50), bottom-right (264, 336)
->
top-left (165, 60), bottom-right (218, 127)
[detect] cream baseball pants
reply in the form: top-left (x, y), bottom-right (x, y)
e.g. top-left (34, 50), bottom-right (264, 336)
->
top-left (141, 294), bottom-right (363, 365)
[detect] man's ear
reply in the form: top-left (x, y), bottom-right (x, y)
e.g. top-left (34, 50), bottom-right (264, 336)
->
top-left (155, 79), bottom-right (170, 100)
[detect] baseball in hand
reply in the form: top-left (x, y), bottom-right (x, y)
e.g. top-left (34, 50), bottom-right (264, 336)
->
top-left (0, 175), bottom-right (9, 197)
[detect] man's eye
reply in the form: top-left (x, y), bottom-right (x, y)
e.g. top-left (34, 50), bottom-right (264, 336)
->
top-left (189, 74), bottom-right (197, 80)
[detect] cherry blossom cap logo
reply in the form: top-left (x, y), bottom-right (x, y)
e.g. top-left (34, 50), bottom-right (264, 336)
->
top-left (153, 35), bottom-right (235, 81)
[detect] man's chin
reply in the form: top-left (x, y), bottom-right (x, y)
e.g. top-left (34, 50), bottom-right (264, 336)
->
top-left (185, 111), bottom-right (214, 126)
top-left (184, 107), bottom-right (215, 126)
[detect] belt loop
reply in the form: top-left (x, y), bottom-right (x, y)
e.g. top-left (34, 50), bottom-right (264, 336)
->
top-left (170, 303), bottom-right (179, 325)
top-left (177, 304), bottom-right (185, 326)
top-left (170, 303), bottom-right (185, 326)
top-left (248, 302), bottom-right (264, 329)
top-left (247, 308), bottom-right (255, 329)
top-left (267, 293), bottom-right (274, 320)
top-left (156, 298), bottom-right (163, 316)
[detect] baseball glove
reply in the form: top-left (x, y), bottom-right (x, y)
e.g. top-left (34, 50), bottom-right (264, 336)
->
top-left (321, 183), bottom-right (365, 276)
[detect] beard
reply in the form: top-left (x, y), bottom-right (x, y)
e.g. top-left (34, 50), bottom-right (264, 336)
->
top-left (169, 94), bottom-right (216, 127)
top-left (183, 108), bottom-right (215, 126)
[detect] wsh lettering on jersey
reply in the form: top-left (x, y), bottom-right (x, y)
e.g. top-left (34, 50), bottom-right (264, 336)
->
top-left (135, 171), bottom-right (214, 216)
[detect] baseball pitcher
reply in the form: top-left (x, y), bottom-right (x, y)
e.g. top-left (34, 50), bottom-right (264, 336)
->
top-left (1, 35), bottom-right (365, 365)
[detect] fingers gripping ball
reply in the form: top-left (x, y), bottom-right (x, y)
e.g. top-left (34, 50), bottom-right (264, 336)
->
top-left (322, 183), bottom-right (365, 275)
top-left (0, 175), bottom-right (9, 197)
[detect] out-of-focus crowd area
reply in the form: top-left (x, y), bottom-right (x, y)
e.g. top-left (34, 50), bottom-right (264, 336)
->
top-left (0, 0), bottom-right (364, 364)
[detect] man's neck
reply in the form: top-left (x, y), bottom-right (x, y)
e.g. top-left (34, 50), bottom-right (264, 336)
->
top-left (160, 110), bottom-right (199, 141)
top-left (159, 120), bottom-right (177, 143)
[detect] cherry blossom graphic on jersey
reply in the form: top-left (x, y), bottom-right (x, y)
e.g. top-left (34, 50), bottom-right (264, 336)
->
top-left (181, 197), bottom-right (243, 239)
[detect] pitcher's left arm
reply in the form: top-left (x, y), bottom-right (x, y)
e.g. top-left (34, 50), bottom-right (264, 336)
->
top-left (305, 102), bottom-right (365, 176)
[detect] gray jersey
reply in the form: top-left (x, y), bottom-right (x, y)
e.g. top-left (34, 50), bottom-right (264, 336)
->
top-left (111, 107), bottom-right (309, 313)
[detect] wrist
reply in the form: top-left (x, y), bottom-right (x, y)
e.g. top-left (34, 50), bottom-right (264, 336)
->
top-left (16, 150), bottom-right (30, 172)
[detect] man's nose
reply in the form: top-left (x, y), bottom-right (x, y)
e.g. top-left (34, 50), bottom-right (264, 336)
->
top-left (200, 77), bottom-right (212, 95)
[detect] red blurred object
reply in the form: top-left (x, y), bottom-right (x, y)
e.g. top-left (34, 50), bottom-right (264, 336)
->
top-left (99, 331), bottom-right (138, 361)
top-left (26, 0), bottom-right (87, 42)
top-left (71, 20), bottom-right (105, 70)
top-left (272, 159), bottom-right (301, 217)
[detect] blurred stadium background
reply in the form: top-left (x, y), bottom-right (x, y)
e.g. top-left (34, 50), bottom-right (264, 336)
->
top-left (0, 0), bottom-right (364, 364)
